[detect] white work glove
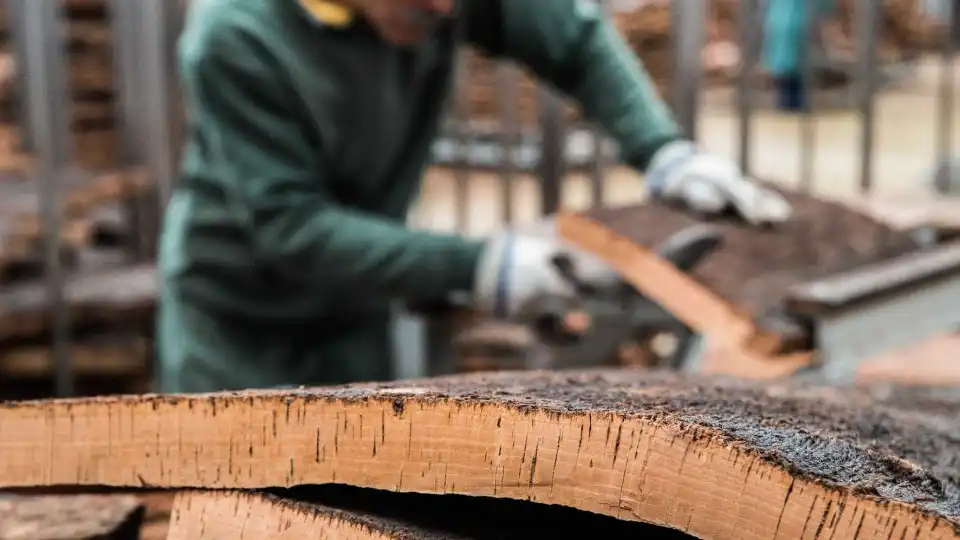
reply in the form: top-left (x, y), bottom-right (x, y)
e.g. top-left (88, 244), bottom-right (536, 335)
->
top-left (646, 140), bottom-right (792, 226)
top-left (472, 230), bottom-right (618, 321)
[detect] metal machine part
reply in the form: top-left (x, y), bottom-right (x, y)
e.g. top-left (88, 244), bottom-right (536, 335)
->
top-left (785, 241), bottom-right (960, 385)
top-left (410, 224), bottom-right (722, 375)
top-left (529, 224), bottom-right (722, 372)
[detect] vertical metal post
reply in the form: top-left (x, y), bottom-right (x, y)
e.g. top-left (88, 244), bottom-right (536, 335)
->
top-left (18, 0), bottom-right (74, 397)
top-left (735, 0), bottom-right (759, 174)
top-left (798, 0), bottom-right (818, 193)
top-left (7, 0), bottom-right (33, 153)
top-left (139, 0), bottom-right (185, 210)
top-left (670, 0), bottom-right (706, 139)
top-left (495, 63), bottom-right (520, 225)
top-left (537, 87), bottom-right (566, 216)
top-left (856, 0), bottom-right (880, 193)
top-left (451, 52), bottom-right (473, 232)
top-left (935, 0), bottom-right (957, 193)
top-left (109, 0), bottom-right (149, 260)
top-left (589, 0), bottom-right (612, 208)
top-left (109, 0), bottom-right (144, 166)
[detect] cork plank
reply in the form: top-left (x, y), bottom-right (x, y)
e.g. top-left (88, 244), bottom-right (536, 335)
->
top-left (0, 370), bottom-right (956, 539)
top-left (171, 484), bottom-right (696, 539)
top-left (0, 494), bottom-right (144, 540)
top-left (559, 189), bottom-right (921, 356)
top-left (168, 490), bottom-right (468, 540)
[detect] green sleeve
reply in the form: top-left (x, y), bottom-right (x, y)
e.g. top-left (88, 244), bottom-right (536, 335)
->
top-left (179, 12), bottom-right (484, 302)
top-left (463, 0), bottom-right (684, 170)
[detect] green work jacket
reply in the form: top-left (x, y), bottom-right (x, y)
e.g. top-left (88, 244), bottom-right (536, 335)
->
top-left (157, 0), bottom-right (682, 393)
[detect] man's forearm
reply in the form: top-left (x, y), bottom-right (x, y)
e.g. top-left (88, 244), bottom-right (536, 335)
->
top-left (565, 15), bottom-right (684, 170)
top-left (487, 0), bottom-right (684, 170)
top-left (254, 200), bottom-right (486, 301)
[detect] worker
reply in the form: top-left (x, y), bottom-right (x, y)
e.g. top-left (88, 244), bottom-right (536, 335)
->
top-left (157, 0), bottom-right (793, 393)
top-left (763, 0), bottom-right (836, 111)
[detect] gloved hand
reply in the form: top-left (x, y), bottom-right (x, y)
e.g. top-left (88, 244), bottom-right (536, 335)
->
top-left (645, 140), bottom-right (792, 226)
top-left (472, 230), bottom-right (618, 321)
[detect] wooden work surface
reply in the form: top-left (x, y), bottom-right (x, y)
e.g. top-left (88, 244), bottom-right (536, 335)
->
top-left (0, 370), bottom-right (956, 539)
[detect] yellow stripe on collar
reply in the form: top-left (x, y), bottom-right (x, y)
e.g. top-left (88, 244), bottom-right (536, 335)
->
top-left (299, 0), bottom-right (355, 27)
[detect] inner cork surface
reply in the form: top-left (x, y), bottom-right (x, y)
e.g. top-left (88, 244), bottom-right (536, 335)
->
top-left (250, 369), bottom-right (959, 527)
top-left (585, 189), bottom-right (919, 317)
top-left (0, 494), bottom-right (144, 540)
top-left (273, 484), bottom-right (695, 539)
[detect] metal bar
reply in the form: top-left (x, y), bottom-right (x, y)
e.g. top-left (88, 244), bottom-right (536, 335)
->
top-left (139, 0), bottom-right (185, 210)
top-left (589, 128), bottom-right (606, 209)
top-left (495, 62), bottom-right (520, 225)
top-left (451, 52), bottom-right (473, 231)
top-left (7, 0), bottom-right (33, 153)
top-left (934, 0), bottom-right (957, 194)
top-left (856, 0), bottom-right (880, 193)
top-left (109, 0), bottom-right (145, 165)
top-left (735, 0), bottom-right (759, 174)
top-left (18, 0), bottom-right (74, 397)
top-left (537, 87), bottom-right (566, 216)
top-left (786, 242), bottom-right (960, 311)
top-left (108, 0), bottom-right (150, 260)
top-left (797, 0), bottom-right (818, 193)
top-left (589, 0), bottom-right (612, 208)
top-left (670, 0), bottom-right (706, 139)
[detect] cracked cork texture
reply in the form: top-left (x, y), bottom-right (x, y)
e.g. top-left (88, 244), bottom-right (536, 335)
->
top-left (585, 190), bottom-right (919, 317)
top-left (172, 485), bottom-right (695, 539)
top-left (0, 369), bottom-right (956, 539)
top-left (168, 490), bottom-right (470, 540)
top-left (0, 494), bottom-right (145, 540)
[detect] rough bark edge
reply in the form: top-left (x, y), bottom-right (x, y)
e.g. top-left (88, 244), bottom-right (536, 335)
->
top-left (167, 490), bottom-right (463, 540)
top-left (556, 212), bottom-right (806, 377)
top-left (0, 388), bottom-right (955, 540)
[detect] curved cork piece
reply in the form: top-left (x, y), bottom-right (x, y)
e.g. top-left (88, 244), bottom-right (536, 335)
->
top-left (0, 494), bottom-right (144, 540)
top-left (167, 490), bottom-right (463, 540)
top-left (0, 370), bottom-right (957, 540)
top-left (556, 212), bottom-right (810, 378)
top-left (556, 211), bottom-right (756, 344)
top-left (564, 194), bottom-right (919, 359)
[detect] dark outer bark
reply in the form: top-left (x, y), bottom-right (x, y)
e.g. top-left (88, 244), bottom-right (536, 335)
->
top-left (585, 191), bottom-right (919, 318)
top-left (0, 494), bottom-right (144, 540)
top-left (303, 370), bottom-right (959, 529)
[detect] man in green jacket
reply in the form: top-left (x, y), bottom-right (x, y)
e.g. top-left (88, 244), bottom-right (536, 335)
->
top-left (158, 0), bottom-right (791, 393)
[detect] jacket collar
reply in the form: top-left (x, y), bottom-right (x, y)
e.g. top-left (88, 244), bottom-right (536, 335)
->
top-left (296, 0), bottom-right (356, 28)
top-left (294, 0), bottom-right (460, 31)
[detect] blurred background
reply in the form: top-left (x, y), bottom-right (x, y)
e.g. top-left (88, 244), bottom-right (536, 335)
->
top-left (1, 0), bottom-right (958, 399)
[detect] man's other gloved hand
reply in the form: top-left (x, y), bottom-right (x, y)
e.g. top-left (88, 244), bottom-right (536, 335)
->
top-left (646, 140), bottom-right (792, 226)
top-left (472, 231), bottom-right (617, 321)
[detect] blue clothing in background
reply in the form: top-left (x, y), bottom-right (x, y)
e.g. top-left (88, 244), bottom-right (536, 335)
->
top-left (762, 0), bottom-right (836, 77)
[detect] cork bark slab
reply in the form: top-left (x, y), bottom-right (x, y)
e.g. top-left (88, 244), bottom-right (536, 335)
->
top-left (0, 494), bottom-right (144, 540)
top-left (168, 490), bottom-right (466, 540)
top-left (0, 370), bottom-right (957, 539)
top-left (559, 191), bottom-right (919, 356)
top-left (173, 484), bottom-right (696, 539)
top-left (136, 492), bottom-right (174, 540)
